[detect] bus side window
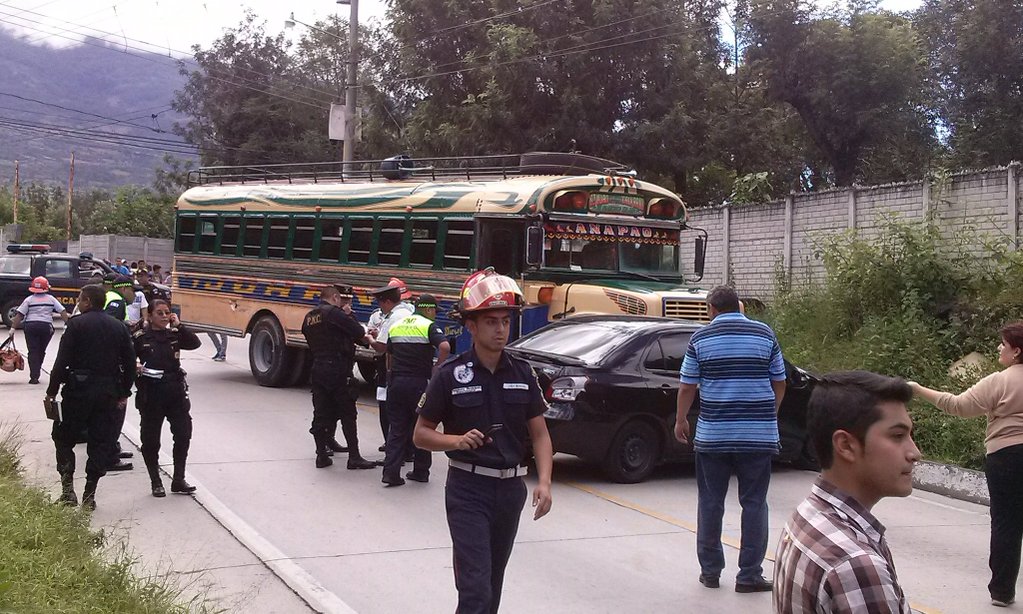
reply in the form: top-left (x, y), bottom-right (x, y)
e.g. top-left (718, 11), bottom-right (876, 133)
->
top-left (319, 218), bottom-right (344, 262)
top-left (478, 225), bottom-right (521, 276)
top-left (444, 219), bottom-right (474, 270)
top-left (409, 219), bottom-right (438, 268)
top-left (243, 216), bottom-right (265, 257)
top-left (221, 216), bottom-right (242, 256)
top-left (198, 216), bottom-right (217, 254)
top-left (292, 217), bottom-right (315, 261)
top-left (177, 216), bottom-right (197, 253)
top-left (267, 218), bottom-right (289, 259)
top-left (348, 219), bottom-right (374, 264)
top-left (377, 218), bottom-right (405, 266)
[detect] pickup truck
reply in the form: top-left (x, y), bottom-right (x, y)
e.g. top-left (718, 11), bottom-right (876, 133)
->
top-left (0, 245), bottom-right (115, 328)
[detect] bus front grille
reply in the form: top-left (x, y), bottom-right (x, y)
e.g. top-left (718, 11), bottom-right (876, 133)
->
top-left (663, 299), bottom-right (709, 322)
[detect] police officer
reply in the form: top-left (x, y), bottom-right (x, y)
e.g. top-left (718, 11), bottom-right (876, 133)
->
top-left (103, 274), bottom-right (130, 321)
top-left (381, 294), bottom-right (450, 486)
top-left (301, 283), bottom-right (377, 470)
top-left (413, 269), bottom-right (554, 613)
top-left (368, 278), bottom-right (414, 450)
top-left (133, 299), bottom-right (202, 497)
top-left (45, 283), bottom-right (136, 510)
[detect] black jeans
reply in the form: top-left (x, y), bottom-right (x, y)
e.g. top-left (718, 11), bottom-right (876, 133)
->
top-left (23, 320), bottom-right (53, 381)
top-left (382, 375), bottom-right (432, 479)
top-left (986, 444), bottom-right (1023, 601)
top-left (138, 380), bottom-right (191, 482)
top-left (52, 387), bottom-right (119, 481)
top-left (445, 467), bottom-right (527, 614)
top-left (310, 362), bottom-right (360, 454)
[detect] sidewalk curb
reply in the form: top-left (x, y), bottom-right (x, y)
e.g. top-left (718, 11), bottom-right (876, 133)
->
top-left (913, 460), bottom-right (989, 507)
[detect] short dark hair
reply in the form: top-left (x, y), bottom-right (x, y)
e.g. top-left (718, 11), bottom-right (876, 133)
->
top-left (707, 285), bottom-right (740, 313)
top-left (808, 370), bottom-right (913, 468)
top-left (375, 288), bottom-right (400, 304)
top-left (320, 285), bottom-right (340, 301)
top-left (1001, 321), bottom-right (1023, 364)
top-left (79, 284), bottom-right (105, 312)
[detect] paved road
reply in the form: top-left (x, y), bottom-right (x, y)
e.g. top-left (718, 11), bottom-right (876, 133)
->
top-left (4, 329), bottom-right (1001, 613)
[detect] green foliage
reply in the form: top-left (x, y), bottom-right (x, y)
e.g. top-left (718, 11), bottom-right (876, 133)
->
top-left (729, 171), bottom-right (773, 204)
top-left (0, 431), bottom-right (219, 613)
top-left (766, 217), bottom-right (1023, 468)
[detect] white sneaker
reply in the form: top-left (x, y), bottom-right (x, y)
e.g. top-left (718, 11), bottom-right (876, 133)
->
top-left (992, 598), bottom-right (1015, 607)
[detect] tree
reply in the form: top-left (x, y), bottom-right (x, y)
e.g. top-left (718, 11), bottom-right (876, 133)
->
top-left (746, 0), bottom-right (938, 186)
top-left (88, 187), bottom-right (174, 239)
top-left (915, 0), bottom-right (1023, 168)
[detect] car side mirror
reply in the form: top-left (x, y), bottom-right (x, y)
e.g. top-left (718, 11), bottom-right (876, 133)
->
top-left (693, 236), bottom-right (706, 280)
top-left (525, 226), bottom-right (544, 268)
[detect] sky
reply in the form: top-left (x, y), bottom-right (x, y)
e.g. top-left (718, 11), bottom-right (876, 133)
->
top-left (0, 0), bottom-right (922, 56)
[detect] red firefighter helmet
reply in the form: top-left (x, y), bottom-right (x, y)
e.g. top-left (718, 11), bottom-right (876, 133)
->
top-left (457, 268), bottom-right (524, 317)
top-left (29, 276), bottom-right (49, 293)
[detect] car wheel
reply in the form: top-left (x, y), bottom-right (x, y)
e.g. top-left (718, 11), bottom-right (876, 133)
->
top-left (357, 360), bottom-right (376, 386)
top-left (793, 439), bottom-right (820, 471)
top-left (248, 316), bottom-right (296, 387)
top-left (602, 420), bottom-right (661, 484)
top-left (2, 299), bottom-right (20, 329)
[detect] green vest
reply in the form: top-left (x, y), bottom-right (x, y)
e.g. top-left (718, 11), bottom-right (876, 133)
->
top-left (104, 290), bottom-right (129, 321)
top-left (387, 313), bottom-right (433, 345)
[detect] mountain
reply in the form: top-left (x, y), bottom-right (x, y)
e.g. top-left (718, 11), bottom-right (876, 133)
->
top-left (0, 28), bottom-right (192, 189)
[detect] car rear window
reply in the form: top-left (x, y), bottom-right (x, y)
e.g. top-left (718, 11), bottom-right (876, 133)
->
top-left (513, 320), bottom-right (654, 364)
top-left (0, 256), bottom-right (31, 275)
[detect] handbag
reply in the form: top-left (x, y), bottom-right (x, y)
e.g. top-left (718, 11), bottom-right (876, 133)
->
top-left (0, 336), bottom-right (25, 373)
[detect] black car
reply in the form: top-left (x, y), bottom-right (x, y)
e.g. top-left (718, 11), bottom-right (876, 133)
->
top-left (506, 315), bottom-right (818, 483)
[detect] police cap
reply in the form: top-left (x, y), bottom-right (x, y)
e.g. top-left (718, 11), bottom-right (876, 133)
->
top-left (415, 294), bottom-right (438, 309)
top-left (112, 274), bottom-right (134, 289)
top-left (332, 284), bottom-right (354, 299)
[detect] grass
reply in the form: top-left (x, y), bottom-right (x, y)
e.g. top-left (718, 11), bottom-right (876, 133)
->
top-left (0, 423), bottom-right (221, 613)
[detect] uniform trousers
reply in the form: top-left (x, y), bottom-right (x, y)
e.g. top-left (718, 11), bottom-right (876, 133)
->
top-left (986, 443), bottom-right (1023, 602)
top-left (52, 387), bottom-right (119, 481)
top-left (310, 363), bottom-right (360, 452)
top-left (382, 375), bottom-right (432, 480)
top-left (23, 320), bottom-right (54, 381)
top-left (445, 467), bottom-right (527, 614)
top-left (138, 379), bottom-right (192, 482)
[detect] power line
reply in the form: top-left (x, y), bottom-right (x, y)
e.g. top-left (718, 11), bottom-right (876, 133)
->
top-left (0, 90), bottom-right (166, 132)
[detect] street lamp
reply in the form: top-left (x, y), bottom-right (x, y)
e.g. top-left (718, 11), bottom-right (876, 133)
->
top-left (285, 1), bottom-right (359, 164)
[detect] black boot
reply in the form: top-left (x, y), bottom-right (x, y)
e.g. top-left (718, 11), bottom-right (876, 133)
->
top-left (145, 462), bottom-right (165, 497)
top-left (58, 472), bottom-right (77, 507)
top-left (170, 478), bottom-right (196, 494)
top-left (311, 428), bottom-right (333, 467)
top-left (327, 423), bottom-right (348, 453)
top-left (171, 453), bottom-right (196, 494)
top-left (82, 479), bottom-right (98, 511)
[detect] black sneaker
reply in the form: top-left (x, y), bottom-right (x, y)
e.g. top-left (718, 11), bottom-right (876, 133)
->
top-left (699, 574), bottom-right (720, 589)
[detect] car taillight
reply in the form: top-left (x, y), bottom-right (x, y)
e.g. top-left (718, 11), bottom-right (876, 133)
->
top-left (548, 376), bottom-right (588, 402)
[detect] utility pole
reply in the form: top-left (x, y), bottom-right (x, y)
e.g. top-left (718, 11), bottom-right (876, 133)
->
top-left (13, 160), bottom-right (19, 224)
top-left (342, 0), bottom-right (359, 165)
top-left (66, 152), bottom-right (74, 241)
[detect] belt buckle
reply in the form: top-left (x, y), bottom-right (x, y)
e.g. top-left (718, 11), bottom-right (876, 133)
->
top-left (498, 467), bottom-right (514, 478)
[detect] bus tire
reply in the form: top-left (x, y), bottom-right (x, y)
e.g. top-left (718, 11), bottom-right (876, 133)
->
top-left (519, 152), bottom-right (629, 176)
top-left (287, 348), bottom-right (311, 387)
top-left (356, 360), bottom-right (376, 386)
top-left (2, 299), bottom-right (20, 329)
top-left (248, 316), bottom-right (294, 387)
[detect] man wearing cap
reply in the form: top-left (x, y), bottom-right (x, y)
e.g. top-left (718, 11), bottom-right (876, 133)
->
top-left (368, 277), bottom-right (414, 451)
top-left (380, 294), bottom-right (450, 486)
top-left (413, 269), bottom-right (554, 613)
top-left (11, 276), bottom-right (69, 384)
top-left (301, 283), bottom-right (377, 469)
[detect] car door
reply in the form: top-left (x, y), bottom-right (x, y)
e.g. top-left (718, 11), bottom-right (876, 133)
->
top-left (642, 331), bottom-right (693, 458)
top-left (39, 258), bottom-right (79, 310)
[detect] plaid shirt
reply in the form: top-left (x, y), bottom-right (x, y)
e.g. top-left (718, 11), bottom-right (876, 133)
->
top-left (774, 478), bottom-right (911, 613)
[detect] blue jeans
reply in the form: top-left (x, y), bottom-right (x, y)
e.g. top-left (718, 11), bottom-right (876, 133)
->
top-left (695, 451), bottom-right (773, 583)
top-left (207, 333), bottom-right (227, 357)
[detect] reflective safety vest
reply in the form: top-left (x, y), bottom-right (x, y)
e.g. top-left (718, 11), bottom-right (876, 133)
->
top-left (105, 290), bottom-right (129, 321)
top-left (387, 313), bottom-right (434, 345)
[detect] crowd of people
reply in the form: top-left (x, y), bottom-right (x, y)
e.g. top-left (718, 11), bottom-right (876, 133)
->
top-left (11, 261), bottom-right (1023, 612)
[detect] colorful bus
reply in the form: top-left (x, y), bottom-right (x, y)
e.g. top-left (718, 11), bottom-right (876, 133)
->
top-left (172, 152), bottom-right (709, 387)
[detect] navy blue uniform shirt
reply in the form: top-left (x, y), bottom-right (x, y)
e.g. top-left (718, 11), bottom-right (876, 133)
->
top-left (418, 348), bottom-right (547, 469)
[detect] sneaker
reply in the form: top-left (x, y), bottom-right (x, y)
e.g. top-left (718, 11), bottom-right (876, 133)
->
top-left (992, 597), bottom-right (1015, 607)
top-left (212, 355), bottom-right (226, 362)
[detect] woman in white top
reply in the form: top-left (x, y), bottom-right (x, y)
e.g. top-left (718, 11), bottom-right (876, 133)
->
top-left (11, 276), bottom-right (69, 384)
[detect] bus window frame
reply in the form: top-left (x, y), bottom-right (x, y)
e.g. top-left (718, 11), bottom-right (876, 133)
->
top-left (441, 217), bottom-right (476, 271)
top-left (177, 213), bottom-right (198, 254)
top-left (408, 217), bottom-right (441, 270)
top-left (291, 215), bottom-right (317, 261)
top-left (347, 217), bottom-right (374, 265)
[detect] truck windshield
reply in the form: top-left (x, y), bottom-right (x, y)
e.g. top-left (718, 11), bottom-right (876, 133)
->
top-left (544, 238), bottom-right (679, 276)
top-left (0, 256), bottom-right (31, 275)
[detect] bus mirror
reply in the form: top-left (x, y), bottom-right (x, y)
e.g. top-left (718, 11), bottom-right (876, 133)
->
top-left (694, 236), bottom-right (706, 279)
top-left (525, 226), bottom-right (544, 267)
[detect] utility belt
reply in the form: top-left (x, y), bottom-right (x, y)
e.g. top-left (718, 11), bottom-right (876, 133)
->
top-left (449, 460), bottom-right (528, 479)
top-left (66, 369), bottom-right (117, 385)
top-left (138, 367), bottom-right (185, 384)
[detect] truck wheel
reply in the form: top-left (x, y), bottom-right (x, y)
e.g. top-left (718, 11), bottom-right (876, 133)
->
top-left (357, 360), bottom-right (377, 386)
top-left (287, 348), bottom-right (311, 387)
top-left (248, 316), bottom-right (295, 387)
top-left (602, 420), bottom-right (660, 483)
top-left (2, 300), bottom-right (20, 329)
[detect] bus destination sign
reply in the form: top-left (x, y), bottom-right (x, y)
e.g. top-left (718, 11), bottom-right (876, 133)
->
top-left (587, 193), bottom-right (646, 215)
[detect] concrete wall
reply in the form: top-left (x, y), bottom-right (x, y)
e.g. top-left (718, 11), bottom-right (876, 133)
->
top-left (76, 234), bottom-right (174, 268)
top-left (687, 162), bottom-right (1022, 300)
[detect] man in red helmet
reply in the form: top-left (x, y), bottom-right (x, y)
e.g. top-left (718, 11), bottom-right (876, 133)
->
top-left (413, 268), bottom-right (554, 614)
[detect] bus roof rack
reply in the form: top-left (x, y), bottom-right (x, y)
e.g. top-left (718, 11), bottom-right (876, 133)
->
top-left (186, 152), bottom-right (635, 187)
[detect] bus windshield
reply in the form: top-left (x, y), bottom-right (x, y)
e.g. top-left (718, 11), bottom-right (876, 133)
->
top-left (544, 237), bottom-right (679, 276)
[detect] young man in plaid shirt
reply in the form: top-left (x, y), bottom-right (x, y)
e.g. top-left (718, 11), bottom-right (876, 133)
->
top-left (774, 371), bottom-right (921, 613)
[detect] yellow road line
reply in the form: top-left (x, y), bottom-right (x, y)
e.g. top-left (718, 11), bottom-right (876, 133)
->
top-left (562, 480), bottom-right (941, 614)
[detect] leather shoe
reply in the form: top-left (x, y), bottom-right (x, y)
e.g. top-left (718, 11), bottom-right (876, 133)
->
top-left (170, 479), bottom-right (197, 494)
top-left (327, 439), bottom-right (349, 453)
top-left (405, 471), bottom-right (429, 483)
top-left (699, 574), bottom-right (719, 589)
top-left (151, 483), bottom-right (166, 498)
top-left (119, 451), bottom-right (134, 459)
top-left (735, 576), bottom-right (773, 593)
top-left (347, 457), bottom-right (376, 470)
top-left (108, 460), bottom-right (133, 471)
top-left (382, 475), bottom-right (405, 487)
top-left (316, 454), bottom-right (333, 468)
